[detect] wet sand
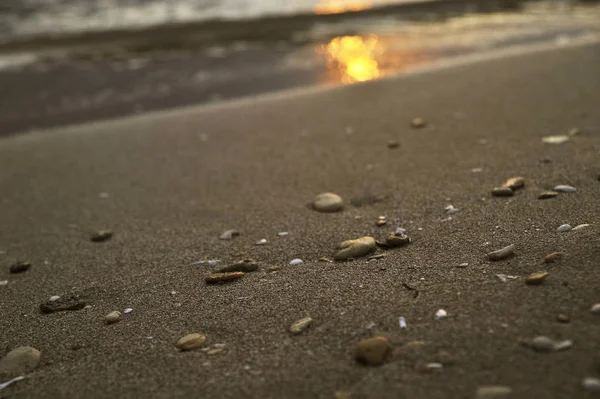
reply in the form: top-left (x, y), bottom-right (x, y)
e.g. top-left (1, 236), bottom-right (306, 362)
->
top-left (1, 41), bottom-right (600, 398)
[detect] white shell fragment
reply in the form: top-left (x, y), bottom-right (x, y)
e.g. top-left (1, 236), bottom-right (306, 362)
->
top-left (557, 224), bottom-right (572, 232)
top-left (277, 232), bottom-right (289, 237)
top-left (572, 224), bottom-right (590, 231)
top-left (0, 376), bottom-right (25, 391)
top-left (542, 135), bottom-right (570, 144)
top-left (395, 227), bottom-right (407, 234)
top-left (289, 259), bottom-right (304, 265)
top-left (583, 378), bottom-right (600, 392)
top-left (207, 260), bottom-right (219, 266)
top-left (486, 244), bottom-right (515, 261)
top-left (399, 317), bottom-right (407, 328)
top-left (123, 308), bottom-right (133, 314)
top-left (445, 205), bottom-right (459, 214)
top-left (219, 230), bottom-right (240, 240)
top-left (528, 336), bottom-right (573, 352)
top-left (255, 239), bottom-right (267, 245)
top-left (590, 303), bottom-right (600, 314)
top-left (457, 263), bottom-right (469, 268)
top-left (49, 295), bottom-right (60, 302)
top-left (435, 309), bottom-right (448, 319)
top-left (0, 280), bottom-right (7, 286)
top-left (553, 185), bottom-right (576, 192)
top-left (496, 274), bottom-right (518, 283)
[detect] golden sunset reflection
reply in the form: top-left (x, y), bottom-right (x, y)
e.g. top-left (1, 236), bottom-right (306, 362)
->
top-left (317, 34), bottom-right (432, 85)
top-left (313, 0), bottom-right (373, 15)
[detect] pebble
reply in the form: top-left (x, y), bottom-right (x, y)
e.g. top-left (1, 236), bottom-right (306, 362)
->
top-left (334, 237), bottom-right (376, 261)
top-left (526, 336), bottom-right (573, 352)
top-left (49, 295), bottom-right (60, 301)
top-left (502, 177), bottom-right (525, 190)
top-left (554, 185), bottom-right (576, 192)
top-left (544, 252), bottom-right (565, 263)
top-left (556, 314), bottom-right (570, 323)
top-left (205, 272), bottom-right (245, 284)
top-left (410, 117), bottom-right (427, 129)
top-left (267, 266), bottom-right (281, 272)
top-left (90, 230), bottom-right (113, 242)
top-left (435, 309), bottom-right (448, 319)
top-left (289, 317), bottom-right (313, 335)
top-left (0, 280), bottom-right (7, 286)
top-left (542, 135), bottom-right (570, 144)
top-left (491, 187), bottom-right (514, 197)
top-left (176, 333), bottom-right (207, 351)
top-left (457, 263), bottom-right (469, 268)
top-left (289, 259), bottom-right (304, 265)
top-left (582, 378), bottom-right (600, 392)
top-left (123, 308), bottom-right (133, 314)
top-left (385, 233), bottom-right (411, 248)
top-left (0, 376), bottom-right (25, 391)
top-left (277, 232), bottom-right (289, 237)
top-left (0, 347), bottom-right (41, 376)
top-left (399, 317), bottom-right (407, 328)
top-left (219, 230), bottom-right (240, 240)
top-left (557, 224), bottom-right (572, 232)
top-left (486, 244), bottom-right (515, 261)
top-left (9, 262), bottom-right (31, 274)
top-left (207, 348), bottom-right (224, 355)
top-left (375, 219), bottom-right (387, 227)
top-left (572, 224), bottom-right (590, 231)
top-left (538, 191), bottom-right (558, 199)
top-left (218, 259), bottom-right (259, 273)
top-left (102, 311), bottom-right (121, 324)
top-left (40, 294), bottom-right (87, 313)
top-left (367, 254), bottom-right (385, 261)
top-left (354, 336), bottom-right (392, 366)
top-left (471, 167), bottom-right (483, 173)
top-left (312, 192), bottom-right (344, 213)
top-left (395, 227), bottom-right (407, 234)
top-left (255, 239), bottom-right (267, 245)
top-left (387, 140), bottom-right (400, 149)
top-left (525, 272), bottom-right (549, 285)
top-left (445, 205), bottom-right (459, 214)
top-left (496, 274), bottom-right (518, 283)
top-left (590, 303), bottom-right (600, 314)
top-left (475, 386), bottom-right (513, 398)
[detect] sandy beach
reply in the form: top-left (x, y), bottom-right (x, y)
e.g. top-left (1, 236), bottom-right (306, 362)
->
top-left (0, 40), bottom-right (599, 399)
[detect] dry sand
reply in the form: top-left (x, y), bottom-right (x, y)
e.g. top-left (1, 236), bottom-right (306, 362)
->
top-left (1, 40), bottom-right (600, 399)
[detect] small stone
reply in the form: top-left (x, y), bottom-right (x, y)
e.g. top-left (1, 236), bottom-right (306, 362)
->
top-left (457, 262), bottom-right (469, 268)
top-left (435, 309), bottom-right (448, 319)
top-left (525, 271), bottom-right (549, 285)
top-left (354, 336), bottom-right (392, 366)
top-left (318, 257), bottom-right (332, 263)
top-left (542, 135), bottom-right (570, 144)
top-left (590, 303), bottom-right (600, 314)
top-left (0, 347), bottom-right (41, 376)
top-left (49, 295), bottom-right (60, 301)
top-left (527, 336), bottom-right (556, 352)
top-left (205, 272), bottom-right (244, 284)
top-left (556, 314), bottom-right (570, 323)
top-left (385, 233), bottom-right (411, 248)
top-left (387, 140), bottom-right (400, 149)
top-left (289, 259), bottom-right (304, 265)
top-left (367, 254), bottom-right (385, 261)
top-left (502, 177), bottom-right (525, 190)
top-left (40, 294), bottom-right (87, 313)
top-left (538, 191), bottom-right (558, 199)
top-left (267, 266), bottom-right (281, 272)
top-left (9, 262), bottom-right (31, 274)
top-left (375, 219), bottom-right (387, 227)
top-left (486, 244), bottom-right (516, 261)
top-left (312, 192), bottom-right (344, 213)
top-left (219, 229), bottom-right (240, 240)
top-left (410, 117), bottom-right (427, 129)
top-left (0, 280), bottom-right (7, 286)
top-left (475, 386), bottom-right (513, 398)
top-left (554, 185), bottom-right (576, 192)
top-left (491, 187), bottom-right (514, 197)
top-left (207, 348), bottom-right (224, 355)
top-left (334, 237), bottom-right (376, 261)
top-left (572, 224), bottom-right (590, 231)
top-left (217, 259), bottom-right (259, 273)
top-left (583, 378), bottom-right (600, 392)
top-left (255, 239), bottom-right (267, 245)
top-left (176, 333), bottom-right (207, 351)
top-left (496, 274), bottom-right (518, 283)
top-left (90, 230), bottom-right (113, 242)
top-left (277, 232), bottom-right (289, 237)
top-left (123, 308), bottom-right (133, 314)
top-left (395, 227), bottom-right (407, 234)
top-left (557, 224), bottom-right (572, 232)
top-left (104, 311), bottom-right (121, 324)
top-left (544, 252), bottom-right (565, 263)
top-left (445, 204), bottom-right (459, 214)
top-left (289, 317), bottom-right (313, 335)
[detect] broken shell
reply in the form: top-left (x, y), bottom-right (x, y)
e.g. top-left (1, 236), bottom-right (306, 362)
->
top-left (289, 317), bottom-right (313, 335)
top-left (544, 252), bottom-right (564, 263)
top-left (502, 177), bottom-right (525, 190)
top-left (554, 185), bottom-right (576, 192)
top-left (525, 272), bottom-right (549, 285)
top-left (334, 237), bottom-right (376, 261)
top-left (176, 333), bottom-right (207, 351)
top-left (219, 230), bottom-right (240, 240)
top-left (90, 230), bottom-right (113, 242)
top-left (557, 224), bottom-right (572, 232)
top-left (385, 233), bottom-right (411, 248)
top-left (538, 191), bottom-right (558, 199)
top-left (486, 244), bottom-right (515, 261)
top-left (491, 187), bottom-right (514, 197)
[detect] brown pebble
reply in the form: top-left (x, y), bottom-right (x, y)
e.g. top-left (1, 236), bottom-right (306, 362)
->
top-left (0, 346), bottom-right (41, 376)
top-left (104, 311), bottom-right (122, 324)
top-left (318, 257), bottom-right (332, 263)
top-left (354, 336), bottom-right (392, 366)
top-left (538, 191), bottom-right (558, 199)
top-left (376, 219), bottom-right (387, 227)
top-left (502, 177), bottom-right (525, 190)
top-left (205, 272), bottom-right (245, 284)
top-left (368, 254), bottom-right (385, 261)
top-left (289, 317), bottom-right (313, 335)
top-left (217, 259), bottom-right (258, 273)
top-left (557, 314), bottom-right (570, 323)
top-left (491, 187), bottom-right (514, 197)
top-left (544, 252), bottom-right (565, 263)
top-left (9, 261), bottom-right (31, 274)
top-left (525, 271), bottom-right (549, 285)
top-left (387, 140), bottom-right (400, 149)
top-left (90, 230), bottom-right (113, 242)
top-left (410, 117), bottom-right (427, 129)
top-left (267, 266), bottom-right (281, 272)
top-left (385, 233), bottom-right (411, 248)
top-left (176, 333), bottom-right (206, 351)
top-left (207, 348), bottom-right (224, 355)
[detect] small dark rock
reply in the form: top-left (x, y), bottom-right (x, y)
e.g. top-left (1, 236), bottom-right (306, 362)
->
top-left (491, 187), bottom-right (514, 197)
top-left (40, 294), bottom-right (87, 314)
top-left (538, 191), bottom-right (558, 200)
top-left (385, 233), bottom-right (411, 248)
top-left (90, 230), bottom-right (113, 242)
top-left (387, 140), bottom-right (400, 149)
top-left (217, 259), bottom-right (259, 273)
top-left (557, 314), bottom-right (570, 323)
top-left (10, 261), bottom-right (31, 274)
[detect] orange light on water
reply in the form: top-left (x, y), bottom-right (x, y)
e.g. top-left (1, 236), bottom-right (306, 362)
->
top-left (321, 35), bottom-right (383, 83)
top-left (313, 0), bottom-right (372, 15)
